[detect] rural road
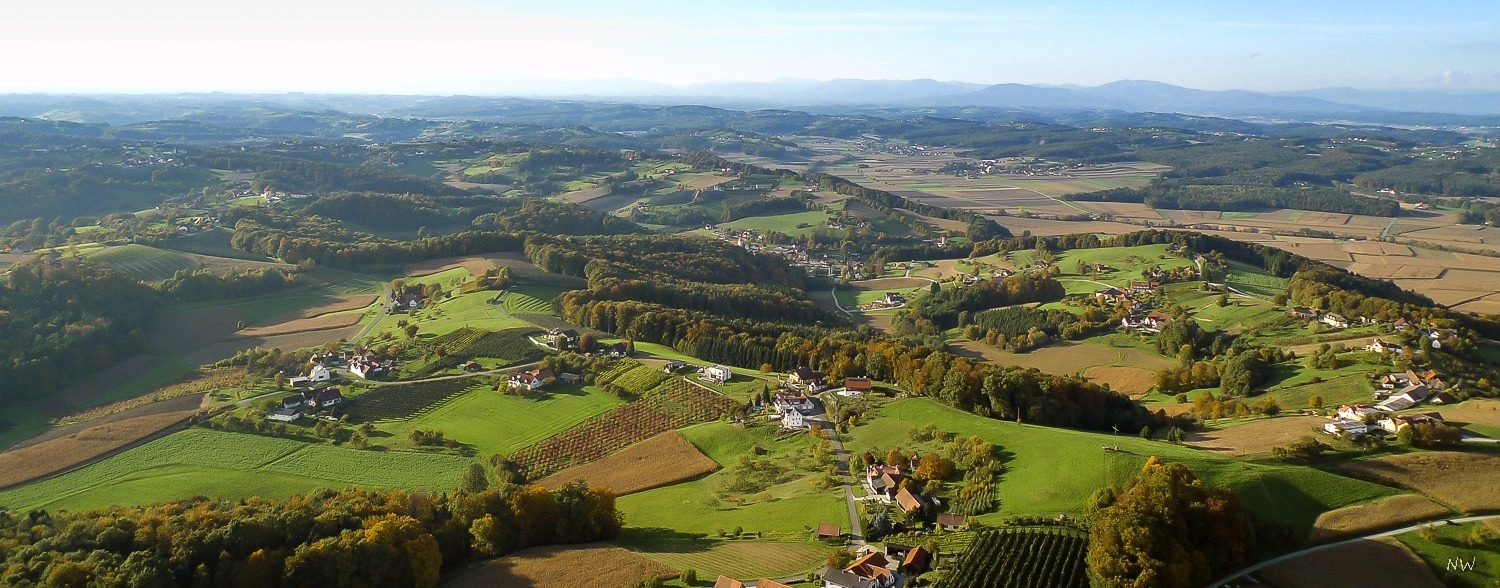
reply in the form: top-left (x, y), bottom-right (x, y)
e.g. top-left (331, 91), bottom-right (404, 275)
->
top-left (815, 401), bottom-right (866, 550)
top-left (349, 282), bottom-right (395, 344)
top-left (1206, 513), bottom-right (1500, 587)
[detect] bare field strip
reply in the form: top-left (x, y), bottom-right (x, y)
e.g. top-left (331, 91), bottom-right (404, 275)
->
top-left (446, 544), bottom-right (676, 588)
top-left (1339, 452), bottom-right (1500, 512)
top-left (1345, 264), bottom-right (1445, 279)
top-left (1259, 538), bottom-right (1443, 588)
top-left (891, 209), bottom-right (969, 233)
top-left (1344, 241), bottom-right (1414, 256)
top-left (1440, 399), bottom-right (1500, 429)
top-left (189, 254), bottom-right (291, 276)
top-left (1185, 416), bottom-right (1325, 457)
top-left (848, 277), bottom-right (928, 290)
top-left (579, 191), bottom-right (644, 212)
top-left (1286, 242), bottom-right (1354, 262)
top-left (0, 409), bottom-right (197, 489)
top-left (404, 256), bottom-right (496, 277)
top-left (950, 340), bottom-right (1120, 373)
top-left (993, 217), bottom-right (1143, 236)
top-left (558, 186), bottom-right (611, 203)
top-left (1307, 494), bottom-right (1452, 543)
top-left (537, 431), bottom-right (718, 496)
top-left (681, 174), bottom-right (736, 190)
top-left (1456, 296), bottom-right (1500, 315)
top-left (237, 312), bottom-right (363, 337)
top-left (185, 324), bottom-right (364, 366)
top-left (1083, 366), bottom-right (1158, 397)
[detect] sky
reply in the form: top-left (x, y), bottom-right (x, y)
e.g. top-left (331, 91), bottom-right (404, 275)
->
top-left (2, 0), bottom-right (1497, 94)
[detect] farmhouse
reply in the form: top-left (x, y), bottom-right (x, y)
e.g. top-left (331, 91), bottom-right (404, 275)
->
top-left (820, 569), bottom-right (877, 588)
top-left (1094, 287), bottom-right (1127, 304)
top-left (1337, 405), bottom-right (1375, 422)
top-left (267, 408), bottom-right (301, 423)
top-left (774, 393), bottom-right (815, 414)
top-left (1322, 313), bottom-right (1350, 329)
top-left (895, 487), bottom-right (925, 515)
top-left (1288, 306), bottom-right (1319, 320)
top-left (282, 395), bottom-right (306, 409)
top-left (1365, 338), bottom-right (1401, 354)
top-left (508, 369), bottom-right (552, 391)
top-left (604, 342), bottom-right (629, 358)
top-left (558, 372), bottom-right (583, 384)
top-left (936, 513), bottom-right (966, 531)
top-left (1324, 421), bottom-right (1368, 438)
top-left (348, 357), bottom-right (391, 379)
top-left (1129, 280), bottom-right (1161, 292)
top-left (840, 552), bottom-right (895, 587)
top-left (662, 360), bottom-right (688, 373)
top-left (843, 376), bottom-right (873, 395)
top-left (288, 364), bottom-right (333, 387)
top-left (462, 360), bottom-right (483, 372)
top-left (780, 410), bottom-right (807, 429)
top-left (865, 465), bottom-right (906, 499)
top-left (787, 367), bottom-right (826, 391)
top-left (547, 328), bottom-right (579, 349)
top-left (1378, 412), bottom-right (1445, 434)
top-left (1377, 383), bottom-right (1429, 411)
top-left (700, 364), bottom-right (734, 383)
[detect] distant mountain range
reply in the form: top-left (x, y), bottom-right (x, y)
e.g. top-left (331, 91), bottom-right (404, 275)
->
top-left (2, 79), bottom-right (1499, 127)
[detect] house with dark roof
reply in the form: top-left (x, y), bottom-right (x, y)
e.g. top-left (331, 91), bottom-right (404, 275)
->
top-left (267, 408), bottom-right (301, 423)
top-left (936, 512), bottom-right (965, 531)
top-left (843, 377), bottom-right (873, 394)
top-left (787, 367), bottom-right (826, 391)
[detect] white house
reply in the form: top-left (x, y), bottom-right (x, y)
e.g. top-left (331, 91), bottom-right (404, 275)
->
top-left (781, 410), bottom-right (807, 429)
top-left (1337, 405), bottom-right (1374, 422)
top-left (1322, 313), bottom-right (1350, 329)
top-left (774, 393), bottom-right (815, 414)
top-left (1365, 339), bottom-right (1398, 354)
top-left (309, 364), bottom-right (332, 382)
top-left (509, 371), bottom-right (546, 391)
top-left (701, 365), bottom-right (734, 383)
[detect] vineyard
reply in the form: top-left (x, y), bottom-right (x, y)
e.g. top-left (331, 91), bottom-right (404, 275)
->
top-left (940, 527), bottom-right (1089, 588)
top-left (337, 377), bottom-right (478, 422)
top-left (407, 327), bottom-right (545, 378)
top-left (509, 379), bottom-right (739, 479)
top-left (596, 359), bottom-right (671, 395)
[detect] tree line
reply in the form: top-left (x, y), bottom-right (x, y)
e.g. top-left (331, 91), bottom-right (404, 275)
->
top-left (0, 483), bottom-right (621, 587)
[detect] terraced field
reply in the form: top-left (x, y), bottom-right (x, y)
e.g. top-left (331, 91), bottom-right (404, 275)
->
top-left (84, 244), bottom-right (199, 281)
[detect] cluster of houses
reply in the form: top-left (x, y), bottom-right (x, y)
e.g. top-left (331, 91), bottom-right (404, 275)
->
top-left (1324, 370), bottom-right (1455, 438)
top-left (771, 392), bottom-right (815, 429)
top-left (347, 350), bottom-right (396, 379)
top-left (1287, 306), bottom-right (1356, 330)
top-left (269, 386), bottom-right (344, 422)
top-left (819, 544), bottom-right (932, 588)
top-left (1121, 311), bottom-right (1174, 333)
top-left (712, 228), bottom-right (867, 280)
top-left (787, 367), bottom-right (827, 392)
top-left (389, 294), bottom-right (427, 313)
top-left (287, 364), bottom-right (334, 388)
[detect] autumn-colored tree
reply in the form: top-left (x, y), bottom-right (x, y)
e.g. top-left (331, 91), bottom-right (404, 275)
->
top-left (886, 447), bottom-right (907, 467)
top-left (1086, 458), bottom-right (1246, 588)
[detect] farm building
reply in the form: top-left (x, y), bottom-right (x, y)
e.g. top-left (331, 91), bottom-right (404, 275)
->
top-left (267, 408), bottom-right (301, 423)
top-left (1365, 338), bottom-right (1401, 354)
top-left (781, 410), bottom-right (807, 430)
top-left (1322, 313), bottom-right (1350, 329)
top-left (821, 569), bottom-right (878, 588)
top-left (773, 393), bottom-right (815, 414)
top-left (547, 328), bottom-right (579, 349)
top-left (1337, 405), bottom-right (1375, 421)
top-left (1324, 421), bottom-right (1368, 438)
top-left (1288, 306), bottom-right (1319, 319)
top-left (288, 364), bottom-right (333, 387)
top-left (816, 523), bottom-right (841, 540)
top-left (866, 464), bottom-right (905, 499)
top-left (509, 369), bottom-right (552, 391)
top-left (788, 366), bottom-right (826, 391)
top-left (605, 342), bottom-right (629, 358)
top-left (663, 360), bottom-right (688, 373)
top-left (936, 513), bottom-right (965, 531)
top-left (1378, 412), bottom-right (1445, 434)
top-left (843, 377), bottom-right (873, 394)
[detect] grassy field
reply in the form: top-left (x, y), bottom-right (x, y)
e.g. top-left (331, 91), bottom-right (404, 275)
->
top-left (376, 383), bottom-right (624, 455)
top-left (1392, 521), bottom-right (1500, 588)
top-left (83, 244), bottom-right (199, 282)
top-left (1338, 452), bottom-right (1500, 513)
top-left (718, 209), bottom-right (833, 237)
top-left (844, 398), bottom-right (1399, 535)
top-left (0, 428), bottom-right (472, 512)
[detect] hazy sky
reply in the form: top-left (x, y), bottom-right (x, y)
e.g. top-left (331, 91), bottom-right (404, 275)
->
top-left (3, 0), bottom-right (1496, 94)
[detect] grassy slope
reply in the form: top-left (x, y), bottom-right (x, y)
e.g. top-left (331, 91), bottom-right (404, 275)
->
top-left (1392, 522), bottom-right (1500, 588)
top-left (0, 428), bottom-right (472, 512)
top-left (83, 244), bottom-right (199, 282)
top-left (616, 421), bottom-right (846, 536)
top-left (843, 398), bottom-right (1398, 535)
top-left (376, 383), bottom-right (625, 455)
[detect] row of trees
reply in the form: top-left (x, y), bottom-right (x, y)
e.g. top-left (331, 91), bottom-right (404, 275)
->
top-left (0, 484), bottom-right (621, 587)
top-left (1065, 183), bottom-right (1400, 217)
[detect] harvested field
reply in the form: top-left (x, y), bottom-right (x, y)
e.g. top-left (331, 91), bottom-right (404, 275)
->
top-left (446, 544), bottom-right (675, 588)
top-left (681, 174), bottom-right (736, 190)
top-left (1339, 452), bottom-right (1500, 512)
top-left (0, 409), bottom-right (197, 489)
top-left (630, 539), bottom-right (832, 582)
top-left (1307, 494), bottom-right (1452, 543)
top-left (1439, 399), bottom-right (1500, 429)
top-left (951, 340), bottom-right (1117, 372)
top-left (237, 312), bottom-right (362, 337)
top-left (1344, 241), bottom-right (1414, 256)
top-left (148, 306), bottom-right (244, 357)
top-left (404, 256), bottom-right (495, 278)
top-left (1259, 538), bottom-right (1443, 588)
top-left (891, 209), bottom-right (969, 233)
top-left (992, 216), bottom-right (1142, 237)
top-left (537, 430), bottom-right (719, 495)
top-left (848, 277), bottom-right (929, 291)
top-left (0, 252), bottom-right (29, 268)
top-left (1083, 366), bottom-right (1158, 397)
top-left (1185, 416), bottom-right (1324, 457)
top-left (184, 325), bottom-right (365, 366)
top-left (1346, 263), bottom-right (1445, 279)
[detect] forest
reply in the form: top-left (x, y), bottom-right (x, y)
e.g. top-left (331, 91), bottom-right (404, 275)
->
top-left (0, 483), bottom-right (621, 588)
top-left (0, 260), bottom-right (159, 407)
